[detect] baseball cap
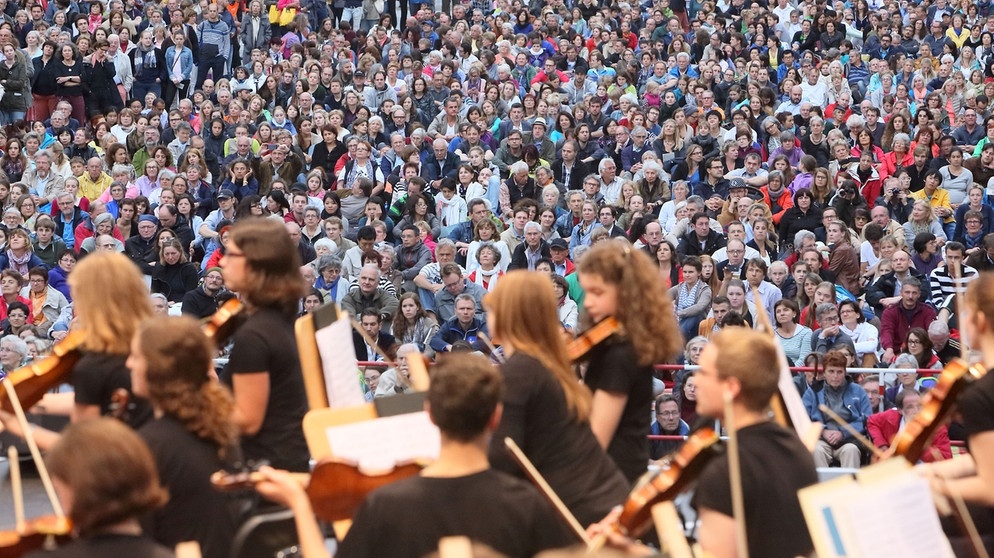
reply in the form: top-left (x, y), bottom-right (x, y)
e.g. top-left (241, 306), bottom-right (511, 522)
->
top-left (217, 189), bottom-right (235, 200)
top-left (550, 238), bottom-right (568, 250)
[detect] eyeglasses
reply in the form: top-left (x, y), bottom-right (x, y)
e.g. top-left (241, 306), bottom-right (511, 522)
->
top-left (657, 410), bottom-right (680, 417)
top-left (226, 250), bottom-right (246, 258)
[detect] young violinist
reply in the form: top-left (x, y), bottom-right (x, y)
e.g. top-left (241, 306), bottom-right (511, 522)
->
top-left (253, 353), bottom-right (576, 558)
top-left (692, 327), bottom-right (819, 558)
top-left (129, 316), bottom-right (240, 558)
top-left (924, 272), bottom-right (994, 553)
top-left (0, 252), bottom-right (154, 449)
top-left (25, 418), bottom-right (173, 558)
top-left (591, 327), bottom-right (819, 558)
top-left (577, 239), bottom-right (683, 484)
top-left (484, 271), bottom-right (629, 526)
top-left (220, 217), bottom-right (310, 472)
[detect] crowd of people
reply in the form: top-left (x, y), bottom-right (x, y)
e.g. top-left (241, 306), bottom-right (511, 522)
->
top-left (0, 0), bottom-right (994, 555)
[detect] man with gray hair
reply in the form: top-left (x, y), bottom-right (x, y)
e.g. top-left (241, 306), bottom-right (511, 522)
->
top-left (621, 126), bottom-right (652, 174)
top-left (811, 302), bottom-right (857, 355)
top-left (508, 221), bottom-right (550, 271)
top-left (341, 263), bottom-right (399, 322)
top-left (926, 320), bottom-right (959, 365)
top-left (22, 150), bottom-right (65, 212)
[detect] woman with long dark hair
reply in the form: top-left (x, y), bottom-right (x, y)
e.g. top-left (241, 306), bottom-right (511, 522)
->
top-left (220, 218), bottom-right (309, 471)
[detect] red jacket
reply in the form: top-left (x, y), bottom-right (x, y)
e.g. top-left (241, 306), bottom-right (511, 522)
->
top-left (880, 302), bottom-right (938, 352)
top-left (867, 408), bottom-right (951, 462)
top-left (761, 185), bottom-right (795, 225)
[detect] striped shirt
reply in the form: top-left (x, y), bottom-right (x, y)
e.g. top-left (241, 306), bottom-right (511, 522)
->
top-left (929, 264), bottom-right (977, 309)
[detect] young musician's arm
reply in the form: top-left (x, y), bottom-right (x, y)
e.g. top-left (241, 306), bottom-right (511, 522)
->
top-left (931, 431), bottom-right (994, 506)
top-left (0, 410), bottom-right (61, 450)
top-left (254, 466), bottom-right (330, 558)
top-left (71, 403), bottom-right (101, 422)
top-left (698, 508), bottom-right (739, 558)
top-left (589, 389), bottom-right (628, 450)
top-left (231, 372), bottom-right (271, 435)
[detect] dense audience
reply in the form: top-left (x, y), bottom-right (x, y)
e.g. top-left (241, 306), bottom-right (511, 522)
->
top-left (0, 0), bottom-right (983, 475)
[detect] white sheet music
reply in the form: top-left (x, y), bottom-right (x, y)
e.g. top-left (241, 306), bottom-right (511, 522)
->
top-left (324, 411), bottom-right (440, 469)
top-left (799, 459), bottom-right (954, 558)
top-left (843, 473), bottom-right (954, 558)
top-left (315, 315), bottom-right (366, 409)
top-left (775, 340), bottom-right (820, 450)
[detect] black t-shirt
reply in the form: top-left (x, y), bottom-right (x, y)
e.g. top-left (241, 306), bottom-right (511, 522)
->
top-left (224, 307), bottom-right (310, 472)
top-left (71, 351), bottom-right (152, 429)
top-left (26, 534), bottom-right (174, 558)
top-left (693, 421), bottom-right (819, 558)
top-left (139, 416), bottom-right (241, 558)
top-left (336, 470), bottom-right (576, 558)
top-left (950, 370), bottom-right (994, 534)
top-left (959, 370), bottom-right (994, 440)
top-left (488, 352), bottom-right (629, 526)
top-left (584, 336), bottom-right (654, 484)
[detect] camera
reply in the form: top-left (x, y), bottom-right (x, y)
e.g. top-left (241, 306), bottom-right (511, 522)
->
top-left (889, 188), bottom-right (898, 196)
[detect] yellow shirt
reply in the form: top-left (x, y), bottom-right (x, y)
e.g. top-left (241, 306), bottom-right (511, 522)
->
top-left (910, 187), bottom-right (954, 224)
top-left (78, 172), bottom-right (113, 202)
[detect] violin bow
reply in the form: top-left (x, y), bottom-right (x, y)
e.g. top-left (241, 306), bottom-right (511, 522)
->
top-left (477, 332), bottom-right (505, 364)
top-left (8, 446), bottom-right (23, 533)
top-left (927, 448), bottom-right (990, 558)
top-left (952, 261), bottom-right (970, 358)
top-left (1, 378), bottom-right (64, 520)
top-left (722, 391), bottom-right (749, 558)
top-left (349, 317), bottom-right (399, 369)
top-left (502, 437), bottom-right (591, 546)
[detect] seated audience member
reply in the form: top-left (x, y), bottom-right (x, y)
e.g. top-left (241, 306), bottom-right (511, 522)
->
top-left (429, 294), bottom-right (489, 354)
top-left (341, 263), bottom-right (400, 322)
top-left (879, 277), bottom-right (937, 364)
top-left (868, 388), bottom-right (952, 462)
top-left (884, 355), bottom-right (924, 406)
top-left (811, 302), bottom-right (857, 356)
top-left (649, 394), bottom-right (689, 460)
top-left (803, 350), bottom-right (873, 469)
top-left (860, 374), bottom-right (887, 413)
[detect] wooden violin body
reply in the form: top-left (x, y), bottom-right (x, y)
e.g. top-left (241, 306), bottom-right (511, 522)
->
top-left (211, 458), bottom-right (423, 523)
top-left (0, 330), bottom-right (86, 414)
top-left (0, 516), bottom-right (72, 558)
top-left (616, 428), bottom-right (722, 537)
top-left (893, 358), bottom-right (986, 464)
top-left (567, 317), bottom-right (620, 362)
top-left (202, 298), bottom-right (245, 344)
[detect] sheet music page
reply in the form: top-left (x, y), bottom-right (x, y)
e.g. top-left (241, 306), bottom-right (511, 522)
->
top-left (315, 315), bottom-right (366, 409)
top-left (774, 340), bottom-right (818, 448)
top-left (799, 459), bottom-right (954, 558)
top-left (843, 469), bottom-right (954, 558)
top-left (324, 411), bottom-right (440, 467)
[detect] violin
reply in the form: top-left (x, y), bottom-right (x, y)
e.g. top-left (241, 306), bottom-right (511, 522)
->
top-left (0, 330), bottom-right (86, 414)
top-left (612, 428), bottom-right (722, 538)
top-left (0, 516), bottom-right (72, 558)
top-left (567, 317), bottom-right (620, 362)
top-left (202, 298), bottom-right (245, 344)
top-left (211, 457), bottom-right (423, 523)
top-left (0, 447), bottom-right (72, 558)
top-left (892, 358), bottom-right (986, 464)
